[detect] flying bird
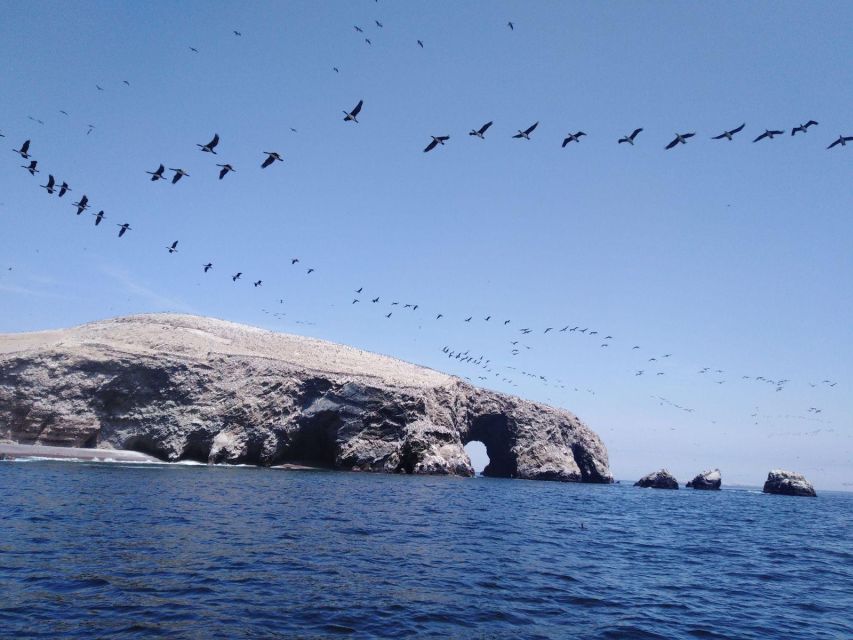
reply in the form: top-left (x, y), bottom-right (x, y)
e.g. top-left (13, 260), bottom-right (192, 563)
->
top-left (233, 30), bottom-right (241, 36)
top-left (513, 122), bottom-right (538, 139)
top-left (93, 210), bottom-right (105, 226)
top-left (14, 140), bottom-right (31, 158)
top-left (96, 84), bottom-right (104, 91)
top-left (753, 129), bottom-right (784, 143)
top-left (375, 20), bottom-right (383, 28)
top-left (167, 241), bottom-right (179, 254)
top-left (73, 195), bottom-right (89, 214)
top-left (307, 268), bottom-right (314, 274)
top-left (147, 164), bottom-right (166, 181)
top-left (372, 297), bottom-right (379, 303)
top-left (561, 131), bottom-right (586, 147)
top-left (169, 168), bottom-right (189, 183)
top-left (417, 40), bottom-right (424, 48)
top-left (507, 21), bottom-right (514, 30)
top-left (469, 121), bottom-right (493, 138)
top-left (197, 133), bottom-right (219, 154)
top-left (291, 258), bottom-right (299, 264)
top-left (791, 120), bottom-right (818, 135)
top-left (58, 181), bottom-right (70, 197)
top-left (665, 132), bottom-right (695, 149)
top-left (261, 152), bottom-right (282, 168)
top-left (123, 80), bottom-right (130, 86)
top-left (827, 135), bottom-right (853, 149)
top-left (40, 174), bottom-right (55, 193)
top-left (22, 160), bottom-right (38, 175)
top-left (365, 38), bottom-right (371, 45)
top-left (423, 136), bottom-right (449, 152)
top-left (343, 100), bottom-right (363, 123)
top-left (618, 128), bottom-right (643, 145)
top-left (117, 223), bottom-right (131, 237)
top-left (232, 272), bottom-right (242, 282)
top-left (711, 123), bottom-right (745, 140)
top-left (354, 25), bottom-right (363, 33)
top-left (254, 280), bottom-right (262, 287)
top-left (189, 47), bottom-right (199, 53)
top-left (385, 312), bottom-right (392, 318)
top-left (216, 163), bottom-right (235, 179)
top-left (203, 263), bottom-right (213, 273)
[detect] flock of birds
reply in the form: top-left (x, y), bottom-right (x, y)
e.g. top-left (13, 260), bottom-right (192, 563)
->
top-left (3, 15), bottom-right (845, 430)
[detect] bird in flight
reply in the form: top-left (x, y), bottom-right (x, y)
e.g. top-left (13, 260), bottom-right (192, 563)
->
top-left (233, 30), bottom-right (242, 36)
top-left (216, 164), bottom-right (235, 179)
top-left (291, 258), bottom-right (299, 265)
top-left (507, 21), bottom-right (514, 30)
top-left (58, 181), bottom-right (70, 197)
top-left (561, 131), bottom-right (586, 147)
top-left (417, 40), bottom-right (424, 48)
top-left (203, 263), bottom-right (213, 273)
top-left (117, 223), bottom-right (131, 237)
top-left (189, 46), bottom-right (199, 53)
top-left (372, 297), bottom-right (379, 303)
top-left (375, 20), bottom-right (383, 28)
top-left (123, 80), bottom-right (130, 86)
top-left (423, 136), bottom-right (450, 152)
top-left (365, 38), bottom-right (371, 45)
top-left (307, 268), bottom-right (314, 274)
top-left (354, 25), bottom-right (363, 33)
top-left (791, 120), bottom-right (818, 135)
top-left (343, 100), bottom-right (363, 123)
top-left (197, 133), bottom-right (219, 154)
top-left (167, 241), bottom-right (179, 254)
top-left (73, 195), bottom-right (89, 214)
top-left (513, 122), bottom-right (538, 139)
top-left (170, 168), bottom-right (189, 183)
top-left (665, 132), bottom-right (695, 149)
top-left (232, 272), bottom-right (242, 282)
top-left (93, 210), bottom-right (105, 226)
top-left (14, 140), bottom-right (31, 158)
top-left (261, 152), bottom-right (283, 168)
top-left (40, 174), bottom-right (55, 193)
top-left (827, 135), bottom-right (853, 149)
top-left (385, 312), bottom-right (392, 318)
top-left (254, 280), bottom-right (262, 287)
top-left (753, 129), bottom-right (784, 142)
top-left (96, 84), bottom-right (104, 91)
top-left (618, 128), bottom-right (643, 145)
top-left (711, 123), bottom-right (745, 140)
top-left (333, 67), bottom-right (339, 73)
top-left (469, 121), bottom-right (493, 138)
top-left (147, 164), bottom-right (166, 181)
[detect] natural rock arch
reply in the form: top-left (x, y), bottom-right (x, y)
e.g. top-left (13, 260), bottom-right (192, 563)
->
top-left (463, 413), bottom-right (518, 478)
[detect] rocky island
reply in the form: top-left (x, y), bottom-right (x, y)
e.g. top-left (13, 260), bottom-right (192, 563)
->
top-left (635, 469), bottom-right (679, 489)
top-left (0, 314), bottom-right (613, 483)
top-left (686, 468), bottom-right (722, 490)
top-left (763, 470), bottom-right (817, 497)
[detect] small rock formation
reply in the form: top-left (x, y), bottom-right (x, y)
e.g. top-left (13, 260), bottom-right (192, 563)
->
top-left (635, 469), bottom-right (679, 489)
top-left (763, 470), bottom-right (816, 497)
top-left (0, 314), bottom-right (613, 483)
top-left (686, 468), bottom-right (721, 490)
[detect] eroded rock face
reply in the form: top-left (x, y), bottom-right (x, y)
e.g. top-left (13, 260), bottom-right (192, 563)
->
top-left (635, 469), bottom-right (679, 489)
top-left (0, 314), bottom-right (613, 483)
top-left (686, 468), bottom-right (721, 490)
top-left (763, 470), bottom-right (816, 497)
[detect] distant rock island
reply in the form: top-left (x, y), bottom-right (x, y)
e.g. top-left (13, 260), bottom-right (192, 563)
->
top-left (763, 470), bottom-right (816, 497)
top-left (635, 469), bottom-right (679, 489)
top-left (686, 469), bottom-right (721, 490)
top-left (0, 314), bottom-right (613, 483)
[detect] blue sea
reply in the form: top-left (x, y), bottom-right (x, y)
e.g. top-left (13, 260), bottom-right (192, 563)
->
top-left (1, 461), bottom-right (851, 639)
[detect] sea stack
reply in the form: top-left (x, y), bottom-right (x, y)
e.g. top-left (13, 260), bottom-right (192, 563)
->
top-left (0, 314), bottom-right (613, 483)
top-left (635, 469), bottom-right (679, 489)
top-left (686, 468), bottom-right (721, 490)
top-left (763, 470), bottom-right (816, 497)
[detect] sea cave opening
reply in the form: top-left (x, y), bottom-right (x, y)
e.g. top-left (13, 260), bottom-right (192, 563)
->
top-left (464, 414), bottom-right (518, 478)
top-left (285, 410), bottom-right (342, 468)
top-left (463, 440), bottom-right (489, 476)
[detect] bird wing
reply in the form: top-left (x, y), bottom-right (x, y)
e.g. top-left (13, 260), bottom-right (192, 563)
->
top-left (351, 100), bottom-right (363, 116)
top-left (631, 128), bottom-right (643, 139)
top-left (423, 139), bottom-right (438, 152)
top-left (171, 241), bottom-right (178, 249)
top-left (479, 121), bottom-right (493, 134)
top-left (21, 140), bottom-right (30, 153)
top-left (157, 164), bottom-right (165, 173)
top-left (770, 130), bottom-right (784, 136)
top-left (208, 133), bottom-right (219, 148)
top-left (561, 137), bottom-right (569, 148)
top-left (512, 133), bottom-right (523, 138)
top-left (665, 137), bottom-right (679, 149)
top-left (683, 132), bottom-right (695, 139)
top-left (438, 136), bottom-right (449, 142)
top-left (752, 132), bottom-right (767, 142)
top-left (731, 123), bottom-right (745, 134)
top-left (711, 132), bottom-right (727, 140)
top-left (47, 175), bottom-right (55, 188)
top-left (827, 139), bottom-right (841, 149)
top-left (524, 122), bottom-right (538, 135)
top-left (806, 120), bottom-right (818, 127)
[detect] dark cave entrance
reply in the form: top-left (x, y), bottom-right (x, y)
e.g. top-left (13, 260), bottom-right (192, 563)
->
top-left (464, 414), bottom-right (517, 478)
top-left (285, 410), bottom-right (342, 468)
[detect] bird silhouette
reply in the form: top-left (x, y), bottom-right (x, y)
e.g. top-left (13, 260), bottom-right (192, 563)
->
top-left (189, 46), bottom-right (199, 53)
top-left (791, 120), bottom-right (818, 135)
top-left (58, 181), bottom-right (70, 197)
top-left (216, 164), bottom-right (235, 179)
top-left (147, 164), bottom-right (166, 181)
top-left (711, 123), bottom-right (745, 140)
top-left (14, 140), bottom-right (31, 158)
top-left (72, 195), bottom-right (89, 214)
top-left (254, 280), bottom-right (262, 287)
top-left (40, 174), bottom-right (55, 194)
top-left (561, 132), bottom-right (586, 147)
top-left (291, 258), bottom-right (299, 265)
top-left (372, 297), bottom-right (380, 303)
top-left (355, 287), bottom-right (363, 293)
top-left (93, 210), bottom-right (105, 226)
top-left (417, 40), bottom-right (424, 48)
top-left (117, 223), bottom-right (131, 237)
top-left (354, 25), bottom-right (363, 33)
top-left (232, 272), bottom-right (242, 282)
top-left (343, 100), bottom-right (363, 123)
top-left (375, 20), bottom-right (383, 28)
top-left (22, 160), bottom-right (38, 175)
top-left (233, 30), bottom-right (241, 36)
top-left (618, 128), bottom-right (643, 145)
top-left (261, 152), bottom-right (282, 168)
top-left (203, 263), bottom-right (213, 273)
top-left (827, 135), bottom-right (853, 149)
top-left (665, 132), bottom-right (695, 149)
top-left (197, 133), bottom-right (219, 154)
top-left (167, 241), bottom-right (179, 254)
top-left (469, 121), bottom-right (493, 138)
top-left (507, 21), bottom-right (514, 30)
top-left (424, 136), bottom-right (449, 152)
top-left (307, 268), bottom-right (314, 274)
top-left (385, 312), bottom-right (392, 318)
top-left (513, 122), bottom-right (538, 139)
top-left (169, 168), bottom-right (189, 183)
top-left (753, 129), bottom-right (784, 142)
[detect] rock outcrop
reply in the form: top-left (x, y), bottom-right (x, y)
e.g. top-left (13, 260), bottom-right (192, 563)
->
top-left (763, 470), bottom-right (816, 497)
top-left (635, 469), bottom-right (679, 489)
top-left (686, 468), bottom-right (721, 490)
top-left (0, 314), bottom-right (612, 483)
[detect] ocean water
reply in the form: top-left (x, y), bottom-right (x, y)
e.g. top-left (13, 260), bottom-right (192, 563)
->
top-left (1, 461), bottom-right (851, 639)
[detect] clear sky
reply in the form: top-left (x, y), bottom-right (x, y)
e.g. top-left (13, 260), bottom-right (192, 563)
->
top-left (1, 1), bottom-right (851, 489)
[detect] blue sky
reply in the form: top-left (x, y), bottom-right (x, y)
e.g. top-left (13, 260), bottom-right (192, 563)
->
top-left (1, 1), bottom-right (851, 489)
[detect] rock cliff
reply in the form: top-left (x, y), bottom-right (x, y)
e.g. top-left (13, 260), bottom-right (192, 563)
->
top-left (0, 314), bottom-right (612, 482)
